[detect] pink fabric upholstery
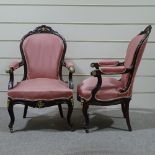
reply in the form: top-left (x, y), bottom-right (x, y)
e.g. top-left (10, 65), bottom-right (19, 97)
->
top-left (124, 34), bottom-right (145, 68)
top-left (22, 33), bottom-right (64, 79)
top-left (77, 77), bottom-right (129, 101)
top-left (98, 60), bottom-right (119, 66)
top-left (124, 40), bottom-right (147, 96)
top-left (77, 34), bottom-right (148, 101)
top-left (9, 61), bottom-right (20, 70)
top-left (8, 78), bottom-right (72, 100)
top-left (100, 66), bottom-right (126, 74)
top-left (121, 34), bottom-right (146, 87)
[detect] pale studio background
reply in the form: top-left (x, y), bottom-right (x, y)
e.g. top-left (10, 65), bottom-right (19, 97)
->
top-left (0, 0), bottom-right (155, 108)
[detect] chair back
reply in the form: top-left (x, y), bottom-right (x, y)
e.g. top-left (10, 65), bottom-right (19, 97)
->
top-left (20, 25), bottom-right (66, 80)
top-left (121, 25), bottom-right (152, 94)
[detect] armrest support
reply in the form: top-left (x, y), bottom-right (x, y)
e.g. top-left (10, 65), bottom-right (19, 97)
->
top-left (6, 61), bottom-right (24, 89)
top-left (63, 60), bottom-right (75, 89)
top-left (91, 74), bottom-right (102, 100)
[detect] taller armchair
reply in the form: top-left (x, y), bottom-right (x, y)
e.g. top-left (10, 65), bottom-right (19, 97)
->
top-left (6, 25), bottom-right (75, 133)
top-left (77, 25), bottom-right (152, 132)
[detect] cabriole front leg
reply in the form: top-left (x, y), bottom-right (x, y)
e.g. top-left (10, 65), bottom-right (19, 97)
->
top-left (67, 98), bottom-right (74, 130)
top-left (7, 99), bottom-right (15, 133)
top-left (82, 101), bottom-right (89, 133)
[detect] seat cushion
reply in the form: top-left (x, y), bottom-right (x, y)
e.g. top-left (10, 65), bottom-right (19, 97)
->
top-left (77, 77), bottom-right (130, 101)
top-left (8, 78), bottom-right (73, 101)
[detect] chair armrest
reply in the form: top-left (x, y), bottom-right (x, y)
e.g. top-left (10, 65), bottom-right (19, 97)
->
top-left (99, 59), bottom-right (120, 66)
top-left (63, 60), bottom-right (75, 89)
top-left (63, 60), bottom-right (75, 73)
top-left (6, 61), bottom-right (23, 73)
top-left (91, 66), bottom-right (132, 76)
top-left (6, 61), bottom-right (23, 89)
top-left (89, 66), bottom-right (131, 100)
top-left (100, 66), bottom-right (127, 74)
top-left (91, 59), bottom-right (124, 69)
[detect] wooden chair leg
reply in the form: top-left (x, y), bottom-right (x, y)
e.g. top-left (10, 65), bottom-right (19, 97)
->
top-left (23, 105), bottom-right (28, 118)
top-left (58, 104), bottom-right (64, 118)
top-left (121, 103), bottom-right (126, 118)
top-left (67, 99), bottom-right (73, 130)
top-left (82, 102), bottom-right (89, 133)
top-left (7, 99), bottom-right (15, 133)
top-left (124, 101), bottom-right (132, 131)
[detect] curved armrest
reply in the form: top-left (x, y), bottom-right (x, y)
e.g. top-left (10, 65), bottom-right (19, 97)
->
top-left (90, 66), bottom-right (131, 100)
top-left (91, 59), bottom-right (124, 69)
top-left (63, 60), bottom-right (75, 89)
top-left (6, 61), bottom-right (23, 73)
top-left (90, 65), bottom-right (132, 100)
top-left (99, 59), bottom-right (120, 66)
top-left (100, 66), bottom-right (127, 74)
top-left (6, 61), bottom-right (23, 89)
top-left (63, 60), bottom-right (75, 73)
top-left (91, 66), bottom-right (132, 76)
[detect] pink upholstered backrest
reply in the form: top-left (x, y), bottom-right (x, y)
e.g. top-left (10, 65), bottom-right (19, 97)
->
top-left (124, 34), bottom-right (145, 68)
top-left (121, 34), bottom-right (147, 92)
top-left (22, 33), bottom-right (64, 79)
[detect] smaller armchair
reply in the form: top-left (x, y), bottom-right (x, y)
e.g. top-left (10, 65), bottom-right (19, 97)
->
top-left (77, 25), bottom-right (152, 133)
top-left (6, 25), bottom-right (75, 133)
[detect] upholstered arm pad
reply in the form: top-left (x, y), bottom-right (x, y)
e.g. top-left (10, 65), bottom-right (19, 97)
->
top-left (91, 59), bottom-right (123, 68)
top-left (100, 66), bottom-right (126, 74)
top-left (9, 61), bottom-right (20, 69)
top-left (6, 61), bottom-right (23, 73)
top-left (98, 60), bottom-right (120, 66)
top-left (63, 60), bottom-right (75, 73)
top-left (91, 66), bottom-right (132, 76)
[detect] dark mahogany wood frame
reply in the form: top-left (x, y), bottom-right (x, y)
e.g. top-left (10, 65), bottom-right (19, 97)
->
top-left (77, 25), bottom-right (152, 133)
top-left (6, 25), bottom-right (74, 133)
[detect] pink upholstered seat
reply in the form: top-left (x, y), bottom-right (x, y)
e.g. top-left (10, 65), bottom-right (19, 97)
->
top-left (8, 78), bottom-right (72, 100)
top-left (77, 77), bottom-right (127, 101)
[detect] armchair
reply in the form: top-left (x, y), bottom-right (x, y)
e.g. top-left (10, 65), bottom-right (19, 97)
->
top-left (6, 25), bottom-right (75, 133)
top-left (77, 25), bottom-right (152, 132)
